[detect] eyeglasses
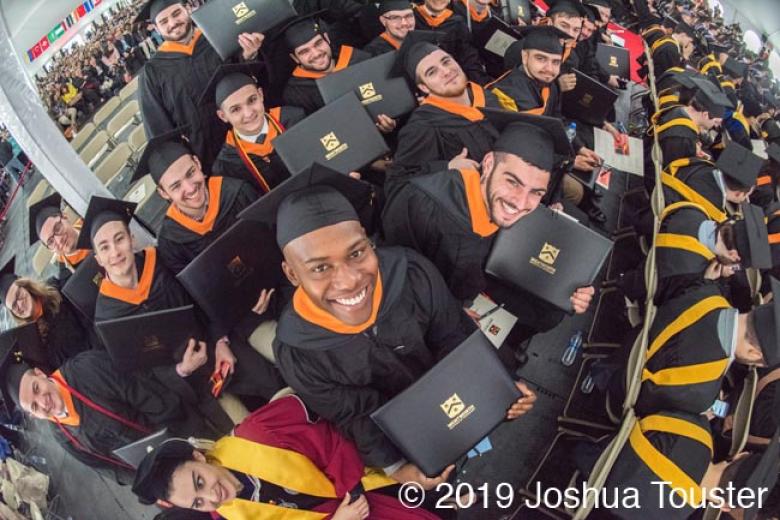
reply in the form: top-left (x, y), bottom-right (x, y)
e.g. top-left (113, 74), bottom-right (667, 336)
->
top-left (382, 13), bottom-right (415, 23)
top-left (43, 215), bottom-right (65, 250)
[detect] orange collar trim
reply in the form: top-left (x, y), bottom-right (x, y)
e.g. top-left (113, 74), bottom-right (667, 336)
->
top-left (415, 5), bottom-right (454, 27)
top-left (60, 248), bottom-right (91, 267)
top-left (293, 273), bottom-right (383, 334)
top-left (459, 0), bottom-right (490, 22)
top-left (460, 168), bottom-right (498, 237)
top-left (226, 114), bottom-right (281, 157)
top-left (379, 32), bottom-right (401, 50)
top-left (421, 82), bottom-right (486, 122)
top-left (165, 177), bottom-right (223, 236)
top-left (158, 29), bottom-right (203, 56)
top-left (292, 46), bottom-right (354, 79)
top-left (99, 247), bottom-right (157, 305)
top-left (522, 86), bottom-right (550, 115)
top-left (48, 370), bottom-right (80, 427)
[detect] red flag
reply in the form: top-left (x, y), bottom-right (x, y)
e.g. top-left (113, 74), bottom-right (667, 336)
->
top-left (39, 36), bottom-right (49, 52)
top-left (31, 43), bottom-right (42, 58)
top-left (76, 4), bottom-right (87, 17)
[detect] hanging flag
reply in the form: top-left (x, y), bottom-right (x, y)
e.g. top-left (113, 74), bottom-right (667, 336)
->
top-left (83, 1), bottom-right (93, 13)
top-left (93, 0), bottom-right (102, 5)
top-left (65, 14), bottom-right (74, 27)
top-left (48, 23), bottom-right (65, 43)
top-left (31, 43), bottom-right (42, 59)
top-left (76, 4), bottom-right (87, 17)
top-left (38, 36), bottom-right (50, 53)
top-left (26, 49), bottom-right (35, 62)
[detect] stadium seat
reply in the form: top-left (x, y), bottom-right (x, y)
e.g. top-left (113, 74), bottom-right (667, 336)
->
top-left (92, 96), bottom-right (121, 128)
top-left (127, 125), bottom-right (147, 154)
top-left (118, 77), bottom-right (139, 101)
top-left (106, 100), bottom-right (141, 141)
top-left (78, 130), bottom-right (112, 168)
top-left (69, 122), bottom-right (96, 152)
top-left (248, 320), bottom-right (277, 363)
top-left (93, 143), bottom-right (134, 186)
top-left (124, 173), bottom-right (156, 209)
top-left (25, 179), bottom-right (52, 208)
top-left (31, 243), bottom-right (54, 277)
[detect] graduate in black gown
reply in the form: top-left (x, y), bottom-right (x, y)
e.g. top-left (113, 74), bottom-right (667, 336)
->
top-left (386, 36), bottom-right (501, 193)
top-left (650, 21), bottom-right (695, 80)
top-left (411, 0), bottom-right (489, 84)
top-left (136, 0), bottom-right (264, 170)
top-left (3, 351), bottom-right (219, 484)
top-left (362, 0), bottom-right (415, 57)
top-left (79, 196), bottom-right (285, 416)
top-left (383, 115), bottom-right (594, 346)
top-left (280, 15), bottom-right (371, 115)
top-left (28, 193), bottom-right (91, 280)
top-left (206, 64), bottom-right (305, 194)
top-left (0, 269), bottom-right (100, 369)
top-left (240, 164), bottom-right (535, 481)
top-left (607, 279), bottom-right (780, 418)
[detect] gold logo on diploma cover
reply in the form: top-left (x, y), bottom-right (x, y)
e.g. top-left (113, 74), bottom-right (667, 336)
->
top-left (233, 2), bottom-right (250, 18)
top-left (358, 82), bottom-right (383, 105)
top-left (142, 335), bottom-right (163, 353)
top-left (321, 132), bottom-right (349, 160)
top-left (579, 93), bottom-right (593, 108)
top-left (441, 394), bottom-right (465, 419)
top-left (530, 242), bottom-right (559, 275)
top-left (609, 55), bottom-right (619, 68)
top-left (232, 2), bottom-right (257, 25)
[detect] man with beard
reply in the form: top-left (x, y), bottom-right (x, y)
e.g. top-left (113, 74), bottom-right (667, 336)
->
top-left (28, 193), bottom-right (91, 279)
top-left (137, 0), bottom-right (264, 170)
top-left (386, 38), bottom-right (501, 193)
top-left (363, 0), bottom-right (416, 56)
top-left (382, 116), bottom-right (594, 347)
top-left (247, 166), bottom-right (536, 485)
top-left (281, 16), bottom-right (370, 115)
top-left (412, 0), bottom-right (489, 84)
top-left (206, 63), bottom-right (305, 195)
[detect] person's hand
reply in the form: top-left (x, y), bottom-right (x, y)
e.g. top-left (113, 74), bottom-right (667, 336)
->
top-left (515, 17), bottom-right (527, 26)
top-left (579, 146), bottom-right (602, 165)
top-left (573, 153), bottom-right (600, 171)
top-left (704, 261), bottom-right (737, 280)
top-left (238, 32), bottom-right (264, 60)
top-left (607, 75), bottom-right (621, 89)
top-left (176, 339), bottom-right (208, 377)
top-left (375, 114), bottom-right (397, 134)
top-left (390, 463), bottom-right (454, 490)
top-left (571, 286), bottom-right (595, 314)
top-left (506, 381), bottom-right (537, 419)
top-left (332, 493), bottom-right (369, 520)
top-left (448, 147), bottom-right (479, 170)
top-left (252, 288), bottom-right (275, 315)
top-left (464, 306), bottom-right (481, 324)
top-left (348, 171), bottom-right (362, 180)
top-left (558, 73), bottom-right (577, 92)
top-left (215, 338), bottom-right (237, 375)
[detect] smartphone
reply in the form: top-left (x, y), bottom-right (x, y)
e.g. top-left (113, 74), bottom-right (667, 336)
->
top-left (711, 399), bottom-right (730, 418)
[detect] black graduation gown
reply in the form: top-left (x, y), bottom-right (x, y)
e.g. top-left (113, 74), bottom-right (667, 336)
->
top-left (157, 176), bottom-right (258, 275)
top-left (36, 288), bottom-right (101, 369)
top-left (575, 33), bottom-right (611, 84)
top-left (490, 66), bottom-right (562, 117)
top-left (601, 411), bottom-right (712, 519)
top-left (386, 83), bottom-right (500, 193)
top-left (211, 106), bottom-right (305, 193)
top-left (655, 204), bottom-right (715, 305)
top-left (635, 283), bottom-right (732, 416)
top-left (651, 37), bottom-right (683, 80)
top-left (747, 368), bottom-right (780, 445)
top-left (652, 106), bottom-right (700, 168)
top-left (95, 248), bottom-right (285, 404)
top-left (282, 46), bottom-right (370, 115)
top-left (273, 247), bottom-right (475, 467)
top-left (450, 2), bottom-right (505, 79)
top-left (362, 32), bottom-right (399, 57)
top-left (661, 158), bottom-right (727, 223)
top-left (138, 30), bottom-right (234, 170)
top-left (51, 350), bottom-right (217, 483)
top-left (412, 5), bottom-right (490, 85)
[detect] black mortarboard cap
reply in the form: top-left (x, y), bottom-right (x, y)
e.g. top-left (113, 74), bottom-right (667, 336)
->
top-left (763, 119), bottom-right (780, 144)
top-left (582, 4), bottom-right (599, 22)
top-left (28, 192), bottom-right (62, 246)
top-left (392, 30), bottom-right (442, 84)
top-left (377, 0), bottom-right (412, 15)
top-left (0, 256), bottom-right (17, 306)
top-left (674, 21), bottom-right (697, 39)
top-left (132, 438), bottom-right (195, 505)
top-left (198, 62), bottom-right (263, 108)
top-left (723, 57), bottom-right (748, 78)
top-left (483, 108), bottom-right (573, 171)
top-left (676, 73), bottom-right (733, 118)
top-left (765, 203), bottom-right (780, 267)
top-left (76, 196), bottom-right (138, 251)
top-left (238, 163), bottom-right (373, 249)
top-left (134, 0), bottom-right (183, 25)
top-left (754, 277), bottom-right (780, 366)
top-left (1, 356), bottom-right (30, 413)
top-left (546, 0), bottom-right (587, 18)
top-left (733, 203), bottom-right (772, 270)
top-left (709, 42), bottom-right (730, 55)
top-left (133, 127), bottom-right (192, 185)
top-left (716, 141), bottom-right (764, 189)
top-left (662, 16), bottom-right (679, 29)
top-left (278, 12), bottom-right (326, 51)
top-left (521, 25), bottom-right (570, 54)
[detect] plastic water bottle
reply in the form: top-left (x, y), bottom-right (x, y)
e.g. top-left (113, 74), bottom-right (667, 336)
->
top-left (580, 372), bottom-right (595, 394)
top-left (615, 121), bottom-right (628, 135)
top-left (561, 330), bottom-right (584, 366)
top-left (566, 122), bottom-right (577, 143)
top-left (27, 455), bottom-right (46, 467)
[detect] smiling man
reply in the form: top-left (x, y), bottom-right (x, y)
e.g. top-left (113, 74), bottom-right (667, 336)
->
top-left (363, 0), bottom-right (416, 56)
top-left (137, 0), bottom-right (264, 170)
top-left (383, 116), bottom-right (593, 347)
top-left (244, 166), bottom-right (535, 488)
top-left (28, 193), bottom-right (91, 279)
top-left (3, 350), bottom-right (219, 484)
top-left (206, 63), bottom-right (305, 194)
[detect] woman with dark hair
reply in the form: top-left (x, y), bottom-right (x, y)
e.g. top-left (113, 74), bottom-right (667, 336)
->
top-left (133, 396), bottom-right (444, 520)
top-left (0, 274), bottom-right (100, 368)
